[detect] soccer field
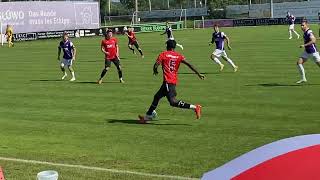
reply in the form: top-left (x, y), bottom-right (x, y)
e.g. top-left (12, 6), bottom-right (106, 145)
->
top-left (0, 25), bottom-right (320, 180)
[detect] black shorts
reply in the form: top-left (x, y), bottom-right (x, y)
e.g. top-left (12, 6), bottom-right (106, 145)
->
top-left (129, 41), bottom-right (140, 49)
top-left (105, 58), bottom-right (121, 68)
top-left (155, 82), bottom-right (177, 100)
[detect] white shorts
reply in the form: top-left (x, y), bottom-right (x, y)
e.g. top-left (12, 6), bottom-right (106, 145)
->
top-left (289, 24), bottom-right (294, 30)
top-left (212, 49), bottom-right (227, 58)
top-left (300, 51), bottom-right (320, 62)
top-left (61, 58), bottom-right (73, 67)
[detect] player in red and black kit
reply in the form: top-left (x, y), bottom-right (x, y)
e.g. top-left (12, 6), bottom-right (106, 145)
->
top-left (125, 27), bottom-right (144, 58)
top-left (98, 29), bottom-right (124, 84)
top-left (138, 40), bottom-right (205, 123)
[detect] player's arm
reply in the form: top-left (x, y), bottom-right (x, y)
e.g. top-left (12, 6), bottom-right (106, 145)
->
top-left (300, 34), bottom-right (316, 48)
top-left (101, 44), bottom-right (109, 55)
top-left (160, 29), bottom-right (166, 35)
top-left (153, 61), bottom-right (160, 75)
top-left (72, 46), bottom-right (76, 61)
top-left (224, 35), bottom-right (232, 50)
top-left (181, 60), bottom-right (205, 80)
top-left (57, 46), bottom-right (61, 60)
top-left (209, 34), bottom-right (214, 45)
top-left (116, 43), bottom-right (119, 58)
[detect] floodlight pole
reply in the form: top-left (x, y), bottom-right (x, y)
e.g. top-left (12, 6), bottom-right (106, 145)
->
top-left (108, 0), bottom-right (111, 16)
top-left (148, 0), bottom-right (152, 11)
top-left (270, 0), bottom-right (274, 18)
top-left (108, 0), bottom-right (111, 23)
top-left (135, 0), bottom-right (138, 23)
top-left (167, 0), bottom-right (170, 9)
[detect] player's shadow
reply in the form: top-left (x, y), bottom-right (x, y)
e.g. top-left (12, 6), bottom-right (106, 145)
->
top-left (76, 81), bottom-right (121, 84)
top-left (178, 72), bottom-right (220, 75)
top-left (31, 79), bottom-right (62, 82)
top-left (81, 58), bottom-right (127, 63)
top-left (246, 83), bottom-right (305, 87)
top-left (106, 119), bottom-right (192, 126)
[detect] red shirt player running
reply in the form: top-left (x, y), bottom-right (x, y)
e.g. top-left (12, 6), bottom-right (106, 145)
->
top-left (125, 27), bottom-right (144, 58)
top-left (98, 29), bottom-right (124, 84)
top-left (138, 40), bottom-right (205, 123)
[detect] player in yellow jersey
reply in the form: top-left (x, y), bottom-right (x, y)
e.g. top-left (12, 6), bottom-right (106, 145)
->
top-left (5, 25), bottom-right (14, 47)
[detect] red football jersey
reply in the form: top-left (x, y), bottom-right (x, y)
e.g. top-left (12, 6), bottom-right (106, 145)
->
top-left (157, 50), bottom-right (185, 84)
top-left (101, 37), bottom-right (118, 60)
top-left (127, 31), bottom-right (136, 43)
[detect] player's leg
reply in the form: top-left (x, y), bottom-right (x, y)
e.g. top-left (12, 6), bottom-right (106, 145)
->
top-left (98, 59), bottom-right (111, 84)
top-left (8, 36), bottom-right (13, 47)
top-left (128, 43), bottom-right (135, 54)
top-left (210, 50), bottom-right (224, 71)
top-left (312, 52), bottom-right (320, 68)
top-left (68, 65), bottom-right (76, 81)
top-left (134, 41), bottom-right (144, 57)
top-left (296, 53), bottom-right (308, 84)
top-left (113, 58), bottom-right (124, 83)
top-left (289, 26), bottom-right (293, 39)
top-left (176, 43), bottom-right (184, 50)
top-left (139, 83), bottom-right (167, 123)
top-left (66, 59), bottom-right (75, 81)
top-left (60, 60), bottom-right (67, 80)
top-left (292, 27), bottom-right (300, 39)
top-left (222, 53), bottom-right (238, 72)
top-left (165, 83), bottom-right (202, 119)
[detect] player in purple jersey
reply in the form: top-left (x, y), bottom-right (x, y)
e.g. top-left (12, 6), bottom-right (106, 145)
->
top-left (57, 33), bottom-right (77, 81)
top-left (286, 12), bottom-right (300, 39)
top-left (209, 24), bottom-right (238, 72)
top-left (296, 21), bottom-right (320, 84)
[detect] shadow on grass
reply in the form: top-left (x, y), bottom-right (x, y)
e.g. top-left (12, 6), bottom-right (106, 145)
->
top-left (81, 58), bottom-right (127, 62)
top-left (245, 83), bottom-right (308, 87)
top-left (76, 81), bottom-right (121, 84)
top-left (178, 72), bottom-right (221, 75)
top-left (31, 79), bottom-right (62, 82)
top-left (106, 119), bottom-right (192, 126)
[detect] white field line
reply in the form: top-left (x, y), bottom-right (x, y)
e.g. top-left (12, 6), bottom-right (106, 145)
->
top-left (0, 157), bottom-right (199, 180)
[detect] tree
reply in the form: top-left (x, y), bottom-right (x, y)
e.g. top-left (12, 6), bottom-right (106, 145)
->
top-left (176, 0), bottom-right (187, 9)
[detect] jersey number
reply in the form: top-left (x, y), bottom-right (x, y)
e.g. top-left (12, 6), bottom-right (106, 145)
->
top-left (169, 60), bottom-right (176, 72)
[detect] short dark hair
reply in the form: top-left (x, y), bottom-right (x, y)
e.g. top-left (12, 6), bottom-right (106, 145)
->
top-left (213, 24), bottom-right (219, 28)
top-left (166, 40), bottom-right (176, 50)
top-left (106, 29), bottom-right (113, 33)
top-left (301, 19), bottom-right (308, 24)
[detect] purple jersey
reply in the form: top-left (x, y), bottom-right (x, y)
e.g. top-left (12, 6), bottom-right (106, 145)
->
top-left (59, 40), bottom-right (74, 59)
top-left (286, 15), bottom-right (295, 25)
top-left (304, 29), bottom-right (317, 53)
top-left (212, 32), bottom-right (226, 50)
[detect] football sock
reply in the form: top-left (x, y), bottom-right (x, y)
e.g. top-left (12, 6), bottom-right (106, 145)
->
top-left (129, 47), bottom-right (135, 53)
top-left (213, 57), bottom-right (223, 65)
top-left (100, 69), bottom-right (107, 79)
top-left (177, 43), bottom-right (184, 50)
top-left (289, 30), bottom-right (292, 38)
top-left (147, 104), bottom-right (157, 116)
top-left (71, 71), bottom-right (75, 78)
top-left (169, 99), bottom-right (191, 109)
top-left (293, 30), bottom-right (299, 37)
top-left (118, 70), bottom-right (123, 79)
top-left (297, 64), bottom-right (306, 80)
top-left (138, 49), bottom-right (143, 56)
top-left (225, 57), bottom-right (236, 68)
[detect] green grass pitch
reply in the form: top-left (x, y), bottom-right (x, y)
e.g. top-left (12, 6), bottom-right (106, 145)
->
top-left (0, 25), bottom-right (320, 179)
